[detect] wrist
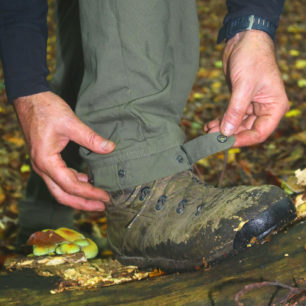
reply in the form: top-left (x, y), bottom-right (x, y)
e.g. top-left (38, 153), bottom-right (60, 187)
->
top-left (13, 91), bottom-right (51, 108)
top-left (218, 15), bottom-right (277, 44)
top-left (223, 30), bottom-right (274, 62)
top-left (13, 95), bottom-right (33, 114)
top-left (13, 92), bottom-right (53, 124)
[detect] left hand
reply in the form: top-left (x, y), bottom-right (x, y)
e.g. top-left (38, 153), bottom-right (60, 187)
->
top-left (204, 30), bottom-right (289, 147)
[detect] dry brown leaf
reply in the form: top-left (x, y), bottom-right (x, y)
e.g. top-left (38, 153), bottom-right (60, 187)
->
top-left (295, 169), bottom-right (306, 187)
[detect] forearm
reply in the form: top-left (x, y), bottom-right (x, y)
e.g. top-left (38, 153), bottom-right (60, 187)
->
top-left (0, 0), bottom-right (50, 102)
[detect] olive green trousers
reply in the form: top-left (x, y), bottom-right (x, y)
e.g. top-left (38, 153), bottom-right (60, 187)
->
top-left (19, 0), bottom-right (233, 230)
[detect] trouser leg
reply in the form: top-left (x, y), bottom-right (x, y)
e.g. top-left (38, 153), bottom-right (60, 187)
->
top-left (77, 0), bottom-right (200, 191)
top-left (18, 0), bottom-right (83, 233)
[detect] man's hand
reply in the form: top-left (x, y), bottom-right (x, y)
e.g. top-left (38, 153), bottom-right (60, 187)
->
top-left (14, 91), bottom-right (115, 211)
top-left (204, 30), bottom-right (289, 147)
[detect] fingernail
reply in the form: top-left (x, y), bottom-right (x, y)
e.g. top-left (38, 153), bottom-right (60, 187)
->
top-left (101, 140), bottom-right (115, 151)
top-left (222, 122), bottom-right (235, 136)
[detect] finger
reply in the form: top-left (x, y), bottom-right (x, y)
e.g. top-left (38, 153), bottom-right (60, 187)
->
top-left (221, 84), bottom-right (253, 136)
top-left (233, 114), bottom-right (279, 147)
top-left (70, 168), bottom-right (89, 183)
top-left (65, 118), bottom-right (116, 154)
top-left (42, 174), bottom-right (106, 211)
top-left (207, 119), bottom-right (220, 129)
top-left (37, 155), bottom-right (110, 202)
top-left (246, 103), bottom-right (254, 115)
top-left (207, 126), bottom-right (221, 133)
top-left (234, 115), bottom-right (257, 134)
top-left (241, 115), bottom-right (257, 130)
top-left (204, 119), bottom-right (220, 132)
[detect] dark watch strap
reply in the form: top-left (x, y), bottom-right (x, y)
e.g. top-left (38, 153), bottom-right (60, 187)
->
top-left (217, 15), bottom-right (277, 43)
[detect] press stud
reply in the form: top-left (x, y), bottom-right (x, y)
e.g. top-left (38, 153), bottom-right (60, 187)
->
top-left (118, 169), bottom-right (126, 177)
top-left (176, 155), bottom-right (184, 163)
top-left (217, 134), bottom-right (227, 143)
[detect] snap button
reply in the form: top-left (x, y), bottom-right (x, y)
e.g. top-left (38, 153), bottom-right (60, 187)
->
top-left (176, 155), bottom-right (184, 163)
top-left (118, 169), bottom-right (126, 178)
top-left (217, 134), bottom-right (228, 143)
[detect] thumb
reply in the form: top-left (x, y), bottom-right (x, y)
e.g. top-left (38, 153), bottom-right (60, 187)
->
top-left (67, 118), bottom-right (116, 154)
top-left (221, 86), bottom-right (251, 136)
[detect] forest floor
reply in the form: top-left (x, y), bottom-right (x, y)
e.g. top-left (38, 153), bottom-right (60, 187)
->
top-left (0, 0), bottom-right (305, 264)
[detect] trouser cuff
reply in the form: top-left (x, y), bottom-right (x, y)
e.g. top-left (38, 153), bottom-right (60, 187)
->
top-left (88, 133), bottom-right (235, 191)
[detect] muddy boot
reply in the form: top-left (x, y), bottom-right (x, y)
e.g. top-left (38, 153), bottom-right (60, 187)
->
top-left (107, 170), bottom-right (296, 271)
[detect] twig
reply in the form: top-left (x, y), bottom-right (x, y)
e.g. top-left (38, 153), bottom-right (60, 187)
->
top-left (234, 281), bottom-right (306, 306)
top-left (193, 163), bottom-right (202, 178)
top-left (218, 150), bottom-right (228, 187)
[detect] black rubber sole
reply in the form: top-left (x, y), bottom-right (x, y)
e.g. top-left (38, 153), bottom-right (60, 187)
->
top-left (116, 198), bottom-right (297, 272)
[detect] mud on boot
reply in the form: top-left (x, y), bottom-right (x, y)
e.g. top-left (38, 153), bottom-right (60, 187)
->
top-left (107, 170), bottom-right (296, 271)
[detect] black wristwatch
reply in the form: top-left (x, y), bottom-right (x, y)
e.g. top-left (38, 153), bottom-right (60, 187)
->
top-left (217, 15), bottom-right (277, 43)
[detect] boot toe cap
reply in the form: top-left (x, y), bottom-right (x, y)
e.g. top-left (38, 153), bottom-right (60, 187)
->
top-left (233, 197), bottom-right (297, 250)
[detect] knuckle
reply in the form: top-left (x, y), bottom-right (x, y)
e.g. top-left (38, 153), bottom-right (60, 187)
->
top-left (87, 131), bottom-right (98, 148)
top-left (62, 181), bottom-right (77, 195)
top-left (30, 161), bottom-right (40, 175)
top-left (34, 157), bottom-right (46, 172)
top-left (29, 147), bottom-right (38, 161)
top-left (229, 107), bottom-right (244, 119)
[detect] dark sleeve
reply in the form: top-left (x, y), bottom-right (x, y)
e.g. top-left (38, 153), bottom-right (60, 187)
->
top-left (0, 0), bottom-right (50, 103)
top-left (218, 0), bottom-right (285, 43)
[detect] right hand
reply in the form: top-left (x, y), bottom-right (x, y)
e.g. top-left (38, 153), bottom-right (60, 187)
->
top-left (14, 91), bottom-right (115, 211)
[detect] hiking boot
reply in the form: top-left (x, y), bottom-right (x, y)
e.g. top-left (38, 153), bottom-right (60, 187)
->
top-left (107, 170), bottom-right (296, 271)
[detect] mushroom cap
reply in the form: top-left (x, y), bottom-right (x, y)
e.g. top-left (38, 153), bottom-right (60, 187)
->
top-left (56, 242), bottom-right (80, 255)
top-left (54, 228), bottom-right (85, 242)
top-left (28, 227), bottom-right (98, 258)
top-left (33, 245), bottom-right (56, 256)
top-left (74, 239), bottom-right (90, 247)
top-left (81, 238), bottom-right (98, 259)
top-left (27, 230), bottom-right (66, 246)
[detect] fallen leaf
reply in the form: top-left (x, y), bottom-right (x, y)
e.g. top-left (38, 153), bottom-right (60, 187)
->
top-left (295, 59), bottom-right (306, 69)
top-left (295, 169), bottom-right (306, 186)
top-left (285, 109), bottom-right (302, 118)
top-left (297, 79), bottom-right (306, 87)
top-left (289, 49), bottom-right (299, 56)
top-left (20, 164), bottom-right (31, 173)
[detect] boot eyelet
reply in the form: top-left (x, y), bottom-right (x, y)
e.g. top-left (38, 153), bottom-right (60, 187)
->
top-left (176, 199), bottom-right (187, 215)
top-left (139, 187), bottom-right (150, 201)
top-left (155, 195), bottom-right (167, 211)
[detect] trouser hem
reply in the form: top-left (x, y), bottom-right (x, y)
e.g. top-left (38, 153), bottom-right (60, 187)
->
top-left (88, 142), bottom-right (192, 192)
top-left (87, 132), bottom-right (235, 191)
